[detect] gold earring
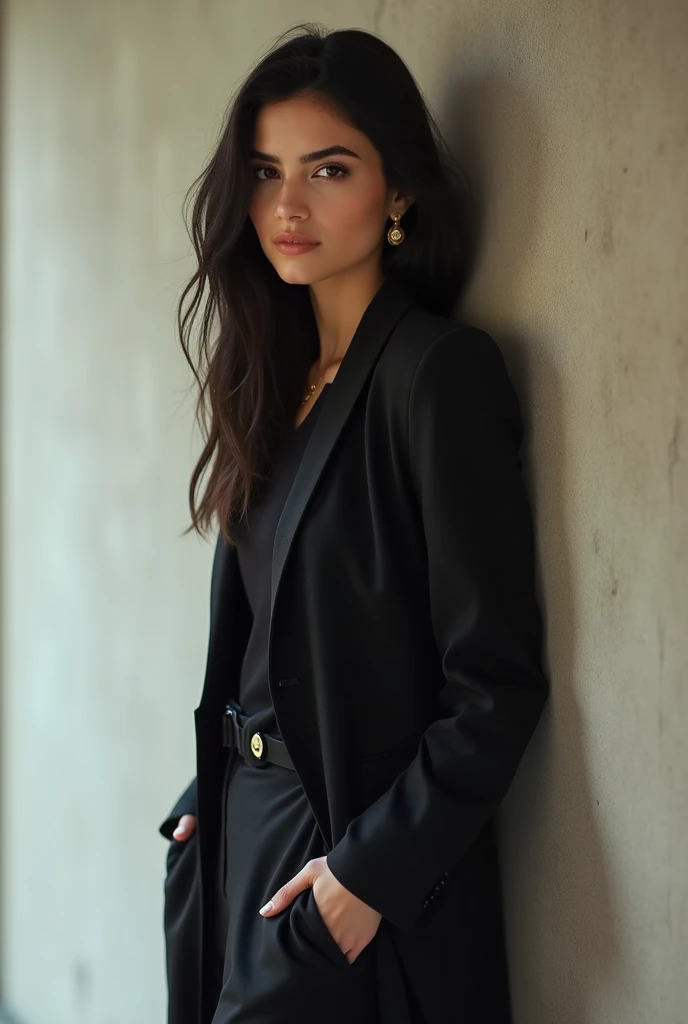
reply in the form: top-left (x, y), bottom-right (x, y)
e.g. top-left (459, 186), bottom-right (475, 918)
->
top-left (387, 211), bottom-right (405, 246)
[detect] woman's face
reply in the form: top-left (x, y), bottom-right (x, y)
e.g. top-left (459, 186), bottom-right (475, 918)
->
top-left (248, 93), bottom-right (406, 287)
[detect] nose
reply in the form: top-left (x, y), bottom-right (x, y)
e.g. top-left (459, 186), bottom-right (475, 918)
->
top-left (273, 180), bottom-right (310, 225)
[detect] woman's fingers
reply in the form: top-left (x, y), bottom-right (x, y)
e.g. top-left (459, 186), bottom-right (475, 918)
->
top-left (172, 813), bottom-right (197, 841)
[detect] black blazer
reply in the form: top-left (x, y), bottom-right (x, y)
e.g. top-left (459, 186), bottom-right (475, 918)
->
top-left (159, 275), bottom-right (550, 1023)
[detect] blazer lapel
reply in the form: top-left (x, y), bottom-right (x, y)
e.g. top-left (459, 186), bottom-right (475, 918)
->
top-left (269, 276), bottom-right (417, 631)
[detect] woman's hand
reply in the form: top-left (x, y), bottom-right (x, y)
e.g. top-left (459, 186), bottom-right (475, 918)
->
top-left (172, 814), bottom-right (197, 841)
top-left (258, 856), bottom-right (382, 964)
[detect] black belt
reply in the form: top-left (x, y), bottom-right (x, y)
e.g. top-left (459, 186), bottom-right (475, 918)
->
top-left (222, 698), bottom-right (295, 770)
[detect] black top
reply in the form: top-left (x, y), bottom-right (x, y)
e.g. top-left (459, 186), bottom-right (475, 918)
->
top-left (234, 385), bottom-right (331, 727)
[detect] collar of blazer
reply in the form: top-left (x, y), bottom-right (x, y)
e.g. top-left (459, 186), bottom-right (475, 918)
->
top-left (269, 274), bottom-right (417, 633)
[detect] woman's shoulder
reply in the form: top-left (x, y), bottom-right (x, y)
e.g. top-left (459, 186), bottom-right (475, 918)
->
top-left (374, 302), bottom-right (504, 406)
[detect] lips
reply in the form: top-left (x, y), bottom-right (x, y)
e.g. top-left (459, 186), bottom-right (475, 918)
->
top-left (273, 234), bottom-right (321, 256)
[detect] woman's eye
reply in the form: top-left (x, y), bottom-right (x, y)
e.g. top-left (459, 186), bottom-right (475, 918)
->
top-left (313, 163), bottom-right (349, 179)
top-left (252, 164), bottom-right (349, 182)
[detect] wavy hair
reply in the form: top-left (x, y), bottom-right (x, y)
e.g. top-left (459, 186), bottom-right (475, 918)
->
top-left (177, 22), bottom-right (475, 544)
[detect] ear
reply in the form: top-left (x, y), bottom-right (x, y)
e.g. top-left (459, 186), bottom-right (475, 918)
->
top-left (390, 191), bottom-right (415, 217)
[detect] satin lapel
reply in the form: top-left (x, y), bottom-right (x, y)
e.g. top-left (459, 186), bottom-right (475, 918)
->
top-left (269, 276), bottom-right (417, 633)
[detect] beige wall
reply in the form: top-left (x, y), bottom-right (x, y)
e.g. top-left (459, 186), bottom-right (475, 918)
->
top-left (1, 2), bottom-right (686, 1022)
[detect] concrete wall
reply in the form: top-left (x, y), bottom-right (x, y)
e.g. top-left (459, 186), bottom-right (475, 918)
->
top-left (1, 2), bottom-right (686, 1022)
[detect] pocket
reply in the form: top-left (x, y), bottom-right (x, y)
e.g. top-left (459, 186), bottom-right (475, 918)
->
top-left (164, 830), bottom-right (196, 885)
top-left (299, 886), bottom-right (353, 968)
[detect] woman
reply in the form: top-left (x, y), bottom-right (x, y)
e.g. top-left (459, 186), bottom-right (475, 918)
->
top-left (158, 22), bottom-right (549, 1024)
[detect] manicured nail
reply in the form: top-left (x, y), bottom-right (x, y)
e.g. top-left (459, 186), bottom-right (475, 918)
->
top-left (259, 900), bottom-right (274, 915)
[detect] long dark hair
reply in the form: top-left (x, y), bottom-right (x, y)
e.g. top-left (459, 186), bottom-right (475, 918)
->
top-left (178, 22), bottom-right (475, 545)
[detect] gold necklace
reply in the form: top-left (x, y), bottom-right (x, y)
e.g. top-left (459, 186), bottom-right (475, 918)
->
top-left (302, 356), bottom-right (342, 404)
top-left (301, 368), bottom-right (331, 404)
top-left (301, 382), bottom-right (320, 405)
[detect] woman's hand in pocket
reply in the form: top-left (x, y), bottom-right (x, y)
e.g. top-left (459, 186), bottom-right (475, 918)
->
top-left (258, 856), bottom-right (382, 963)
top-left (172, 814), bottom-right (197, 841)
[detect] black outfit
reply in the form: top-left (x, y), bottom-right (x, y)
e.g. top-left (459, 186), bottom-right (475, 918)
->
top-left (207, 385), bottom-right (377, 1022)
top-left (234, 385), bottom-right (331, 719)
top-left (159, 276), bottom-right (550, 1024)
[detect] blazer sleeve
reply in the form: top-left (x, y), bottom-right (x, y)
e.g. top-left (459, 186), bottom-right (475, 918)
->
top-left (325, 325), bottom-right (550, 933)
top-left (158, 776), bottom-right (197, 841)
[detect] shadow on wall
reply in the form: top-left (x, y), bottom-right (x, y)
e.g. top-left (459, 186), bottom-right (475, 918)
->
top-left (439, 63), bottom-right (620, 1023)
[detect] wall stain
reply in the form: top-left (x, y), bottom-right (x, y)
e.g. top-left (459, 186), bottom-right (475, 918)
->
top-left (600, 209), bottom-right (615, 255)
top-left (74, 958), bottom-right (93, 1016)
top-left (667, 415), bottom-right (681, 498)
top-left (657, 617), bottom-right (666, 737)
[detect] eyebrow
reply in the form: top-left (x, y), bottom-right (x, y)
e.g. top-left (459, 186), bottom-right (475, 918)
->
top-left (249, 145), bottom-right (362, 164)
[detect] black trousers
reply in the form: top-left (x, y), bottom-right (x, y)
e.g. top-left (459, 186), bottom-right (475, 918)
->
top-left (207, 704), bottom-right (379, 1024)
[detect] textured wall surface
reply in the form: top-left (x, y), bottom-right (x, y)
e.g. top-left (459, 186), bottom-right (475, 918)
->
top-left (1, 2), bottom-right (686, 1022)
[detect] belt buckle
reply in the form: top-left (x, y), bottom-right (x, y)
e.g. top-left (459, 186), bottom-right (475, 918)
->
top-left (249, 731), bottom-right (267, 763)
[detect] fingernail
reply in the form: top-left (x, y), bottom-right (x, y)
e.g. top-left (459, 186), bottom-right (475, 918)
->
top-left (259, 900), bottom-right (274, 915)
top-left (173, 827), bottom-right (183, 838)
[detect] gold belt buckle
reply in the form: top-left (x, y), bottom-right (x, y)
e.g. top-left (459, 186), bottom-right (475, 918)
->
top-left (250, 731), bottom-right (265, 760)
